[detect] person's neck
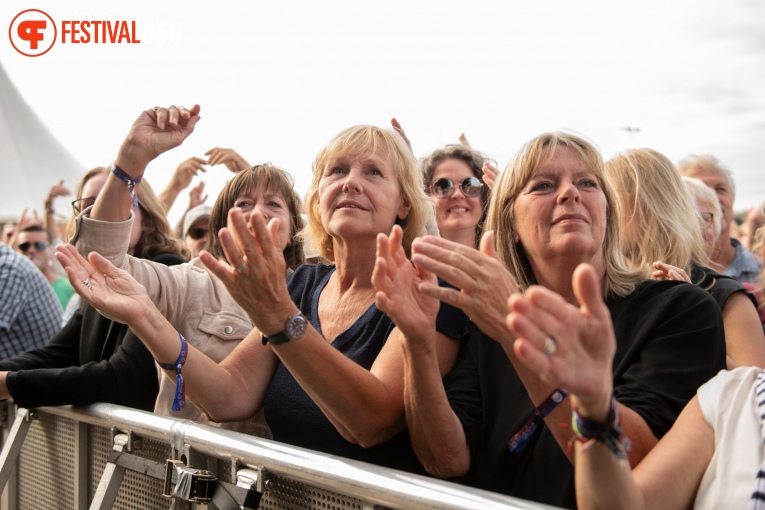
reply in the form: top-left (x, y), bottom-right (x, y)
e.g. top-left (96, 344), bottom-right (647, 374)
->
top-left (331, 242), bottom-right (376, 294)
top-left (440, 227), bottom-right (477, 248)
top-left (530, 255), bottom-right (604, 305)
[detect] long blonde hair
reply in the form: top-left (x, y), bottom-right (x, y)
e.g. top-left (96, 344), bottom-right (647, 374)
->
top-left (605, 149), bottom-right (708, 275)
top-left (486, 132), bottom-right (642, 298)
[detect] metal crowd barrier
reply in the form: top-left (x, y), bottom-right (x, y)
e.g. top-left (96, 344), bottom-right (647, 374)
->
top-left (0, 402), bottom-right (555, 510)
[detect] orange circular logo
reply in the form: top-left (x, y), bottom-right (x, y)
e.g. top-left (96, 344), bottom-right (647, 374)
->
top-left (9, 9), bottom-right (57, 57)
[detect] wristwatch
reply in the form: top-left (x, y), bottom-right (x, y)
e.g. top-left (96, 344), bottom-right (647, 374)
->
top-left (261, 312), bottom-right (308, 345)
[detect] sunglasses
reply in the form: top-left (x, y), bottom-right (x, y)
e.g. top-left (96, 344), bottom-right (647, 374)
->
top-left (72, 197), bottom-right (96, 214)
top-left (430, 177), bottom-right (483, 198)
top-left (186, 228), bottom-right (209, 240)
top-left (18, 241), bottom-right (49, 253)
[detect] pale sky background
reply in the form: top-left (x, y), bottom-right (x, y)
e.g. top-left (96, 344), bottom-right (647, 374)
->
top-left (2, 0), bottom-right (764, 226)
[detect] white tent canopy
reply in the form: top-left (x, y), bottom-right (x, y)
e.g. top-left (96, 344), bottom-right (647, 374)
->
top-left (0, 62), bottom-right (85, 223)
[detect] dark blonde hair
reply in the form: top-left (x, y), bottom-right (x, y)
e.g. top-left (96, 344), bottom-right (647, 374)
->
top-left (486, 132), bottom-right (643, 298)
top-left (65, 167), bottom-right (186, 260)
top-left (420, 144), bottom-right (491, 248)
top-left (304, 125), bottom-right (429, 262)
top-left (207, 164), bottom-right (304, 271)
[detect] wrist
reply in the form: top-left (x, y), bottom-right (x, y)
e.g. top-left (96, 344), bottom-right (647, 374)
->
top-left (115, 144), bottom-right (150, 180)
top-left (259, 305), bottom-right (301, 337)
top-left (571, 390), bottom-right (614, 423)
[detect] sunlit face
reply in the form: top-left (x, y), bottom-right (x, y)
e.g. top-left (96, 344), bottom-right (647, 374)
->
top-left (184, 217), bottom-right (210, 259)
top-left (430, 158), bottom-right (482, 243)
top-left (697, 199), bottom-right (718, 258)
top-left (513, 146), bottom-right (607, 270)
top-left (318, 142), bottom-right (410, 245)
top-left (16, 230), bottom-right (52, 271)
top-left (233, 185), bottom-right (293, 250)
top-left (681, 166), bottom-right (733, 238)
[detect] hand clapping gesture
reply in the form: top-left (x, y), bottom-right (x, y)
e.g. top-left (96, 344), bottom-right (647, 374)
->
top-left (372, 226), bottom-right (439, 342)
top-left (508, 263), bottom-right (615, 418)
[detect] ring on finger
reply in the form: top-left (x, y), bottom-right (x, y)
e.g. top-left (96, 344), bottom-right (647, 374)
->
top-left (542, 336), bottom-right (557, 357)
top-left (235, 262), bottom-right (247, 273)
top-left (82, 278), bottom-right (92, 289)
top-left (152, 106), bottom-right (160, 112)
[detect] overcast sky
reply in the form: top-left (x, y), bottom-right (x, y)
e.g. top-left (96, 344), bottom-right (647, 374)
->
top-left (2, 0), bottom-right (764, 225)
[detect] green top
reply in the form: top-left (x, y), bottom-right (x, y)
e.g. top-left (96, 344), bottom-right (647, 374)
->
top-left (51, 276), bottom-right (75, 311)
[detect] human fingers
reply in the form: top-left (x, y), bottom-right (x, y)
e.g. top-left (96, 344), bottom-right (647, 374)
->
top-left (509, 289), bottom-right (567, 352)
top-left (390, 118), bottom-right (412, 150)
top-left (371, 254), bottom-right (393, 298)
top-left (198, 249), bottom-right (236, 287)
top-left (572, 264), bottom-right (609, 320)
top-left (387, 225), bottom-right (408, 267)
top-left (513, 337), bottom-right (556, 385)
top-left (55, 244), bottom-right (92, 278)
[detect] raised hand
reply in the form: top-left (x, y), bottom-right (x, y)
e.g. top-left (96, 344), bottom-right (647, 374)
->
top-left (188, 181), bottom-right (208, 210)
top-left (199, 208), bottom-right (293, 334)
top-left (204, 147), bottom-right (250, 173)
top-left (45, 179), bottom-right (71, 210)
top-left (116, 104), bottom-right (202, 176)
top-left (482, 161), bottom-right (499, 191)
top-left (508, 263), bottom-right (615, 419)
top-left (372, 226), bottom-right (439, 341)
top-left (390, 118), bottom-right (413, 152)
top-left (652, 261), bottom-right (690, 282)
top-left (170, 157), bottom-right (207, 192)
top-left (458, 133), bottom-right (471, 148)
top-left (412, 231), bottom-right (520, 343)
top-left (55, 244), bottom-right (155, 325)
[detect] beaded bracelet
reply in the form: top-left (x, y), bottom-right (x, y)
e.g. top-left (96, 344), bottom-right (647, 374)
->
top-left (508, 388), bottom-right (568, 453)
top-left (571, 397), bottom-right (632, 460)
top-left (155, 333), bottom-right (188, 411)
top-left (111, 163), bottom-right (143, 210)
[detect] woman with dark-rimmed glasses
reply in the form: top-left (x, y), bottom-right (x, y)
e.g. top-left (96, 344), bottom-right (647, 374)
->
top-left (421, 144), bottom-right (490, 248)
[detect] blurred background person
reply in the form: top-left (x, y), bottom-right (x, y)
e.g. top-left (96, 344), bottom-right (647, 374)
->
top-left (180, 204), bottom-right (211, 259)
top-left (15, 225), bottom-right (74, 311)
top-left (678, 154), bottom-right (761, 283)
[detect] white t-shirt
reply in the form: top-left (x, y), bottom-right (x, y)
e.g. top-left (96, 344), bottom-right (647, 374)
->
top-left (695, 366), bottom-right (763, 510)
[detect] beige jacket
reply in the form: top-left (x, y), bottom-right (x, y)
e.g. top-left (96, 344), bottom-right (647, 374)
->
top-left (73, 210), bottom-right (269, 437)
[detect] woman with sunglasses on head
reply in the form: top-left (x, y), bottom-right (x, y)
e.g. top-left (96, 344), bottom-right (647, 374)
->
top-left (58, 105), bottom-right (468, 472)
top-left (0, 173), bottom-right (185, 411)
top-left (421, 145), bottom-right (490, 248)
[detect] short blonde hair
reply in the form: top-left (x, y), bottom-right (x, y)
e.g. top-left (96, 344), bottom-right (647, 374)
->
top-left (683, 176), bottom-right (722, 239)
top-left (486, 132), bottom-right (642, 298)
top-left (304, 126), bottom-right (429, 262)
top-left (605, 149), bottom-right (708, 275)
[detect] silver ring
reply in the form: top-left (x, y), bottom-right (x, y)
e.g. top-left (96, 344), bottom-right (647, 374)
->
top-left (235, 263), bottom-right (247, 274)
top-left (542, 336), bottom-right (557, 357)
top-left (152, 106), bottom-right (160, 112)
top-left (82, 278), bottom-right (92, 289)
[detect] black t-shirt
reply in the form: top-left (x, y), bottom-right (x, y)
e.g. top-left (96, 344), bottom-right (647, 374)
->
top-left (263, 263), bottom-right (470, 473)
top-left (691, 263), bottom-right (757, 309)
top-left (444, 278), bottom-right (726, 508)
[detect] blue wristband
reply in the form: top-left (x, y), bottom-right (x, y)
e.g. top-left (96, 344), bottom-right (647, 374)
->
top-left (155, 333), bottom-right (188, 411)
top-left (111, 163), bottom-right (143, 210)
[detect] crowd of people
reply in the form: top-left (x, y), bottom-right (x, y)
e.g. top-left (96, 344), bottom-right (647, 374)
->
top-left (2, 103), bottom-right (765, 508)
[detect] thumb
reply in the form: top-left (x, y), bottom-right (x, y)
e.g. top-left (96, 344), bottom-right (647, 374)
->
top-left (479, 230), bottom-right (497, 259)
top-left (572, 263), bottom-right (606, 318)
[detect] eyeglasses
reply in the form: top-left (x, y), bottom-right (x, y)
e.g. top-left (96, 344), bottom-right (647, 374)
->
top-left (430, 177), bottom-right (483, 198)
top-left (186, 228), bottom-right (208, 240)
top-left (72, 197), bottom-right (96, 214)
top-left (701, 212), bottom-right (714, 228)
top-left (18, 241), bottom-right (49, 253)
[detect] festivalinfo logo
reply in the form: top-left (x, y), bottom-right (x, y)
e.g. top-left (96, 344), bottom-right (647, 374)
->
top-left (9, 8), bottom-right (143, 57)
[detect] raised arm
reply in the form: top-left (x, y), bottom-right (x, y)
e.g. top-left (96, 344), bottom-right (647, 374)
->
top-left (158, 156), bottom-right (207, 212)
top-left (91, 105), bottom-right (201, 223)
top-left (375, 229), bottom-right (469, 476)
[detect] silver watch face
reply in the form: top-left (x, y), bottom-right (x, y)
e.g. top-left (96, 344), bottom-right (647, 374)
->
top-left (286, 313), bottom-right (308, 340)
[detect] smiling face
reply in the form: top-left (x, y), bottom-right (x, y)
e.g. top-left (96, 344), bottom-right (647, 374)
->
top-left (16, 229), bottom-right (52, 271)
top-left (429, 158), bottom-right (483, 244)
top-left (513, 146), bottom-right (607, 271)
top-left (317, 140), bottom-right (410, 248)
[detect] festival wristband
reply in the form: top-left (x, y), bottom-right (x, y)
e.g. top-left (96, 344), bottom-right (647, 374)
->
top-left (155, 333), bottom-right (188, 411)
top-left (111, 163), bottom-right (143, 209)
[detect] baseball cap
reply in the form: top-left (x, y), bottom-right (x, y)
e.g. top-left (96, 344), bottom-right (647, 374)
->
top-left (182, 204), bottom-right (212, 238)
